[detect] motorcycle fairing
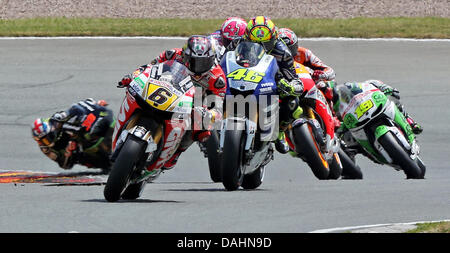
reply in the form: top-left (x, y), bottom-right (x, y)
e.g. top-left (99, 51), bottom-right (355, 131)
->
top-left (222, 50), bottom-right (278, 96)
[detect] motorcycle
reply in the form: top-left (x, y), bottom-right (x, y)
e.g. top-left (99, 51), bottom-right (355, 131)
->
top-left (104, 60), bottom-right (195, 202)
top-left (283, 62), bottom-right (346, 180)
top-left (335, 81), bottom-right (425, 179)
top-left (217, 41), bottom-right (278, 191)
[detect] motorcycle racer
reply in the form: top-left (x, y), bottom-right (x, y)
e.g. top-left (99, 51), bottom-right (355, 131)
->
top-left (279, 27), bottom-right (342, 132)
top-left (31, 98), bottom-right (114, 172)
top-left (278, 28), bottom-right (336, 100)
top-left (118, 35), bottom-right (227, 170)
top-left (208, 17), bottom-right (248, 61)
top-left (358, 80), bottom-right (422, 134)
top-left (279, 27), bottom-right (336, 83)
top-left (241, 16), bottom-right (305, 154)
top-left (213, 17), bottom-right (248, 48)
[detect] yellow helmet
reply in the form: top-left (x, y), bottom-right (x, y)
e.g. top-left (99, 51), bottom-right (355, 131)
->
top-left (245, 16), bottom-right (278, 51)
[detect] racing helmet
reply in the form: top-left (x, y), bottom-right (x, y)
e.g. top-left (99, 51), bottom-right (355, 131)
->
top-left (182, 35), bottom-right (216, 76)
top-left (278, 28), bottom-right (298, 57)
top-left (220, 17), bottom-right (247, 48)
top-left (245, 16), bottom-right (278, 52)
top-left (31, 118), bottom-right (56, 147)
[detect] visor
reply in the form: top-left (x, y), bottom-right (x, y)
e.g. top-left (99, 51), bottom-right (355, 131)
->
top-left (188, 56), bottom-right (214, 75)
top-left (287, 42), bottom-right (298, 57)
top-left (34, 136), bottom-right (54, 147)
top-left (34, 131), bottom-right (56, 147)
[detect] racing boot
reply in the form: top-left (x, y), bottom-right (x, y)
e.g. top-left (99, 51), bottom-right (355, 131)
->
top-left (391, 97), bottom-right (423, 135)
top-left (406, 116), bottom-right (423, 135)
top-left (398, 104), bottom-right (423, 135)
top-left (195, 131), bottom-right (211, 158)
top-left (162, 148), bottom-right (185, 170)
top-left (274, 131), bottom-right (289, 154)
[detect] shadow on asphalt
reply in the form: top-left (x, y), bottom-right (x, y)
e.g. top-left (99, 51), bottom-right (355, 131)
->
top-left (164, 188), bottom-right (269, 192)
top-left (81, 199), bottom-right (184, 203)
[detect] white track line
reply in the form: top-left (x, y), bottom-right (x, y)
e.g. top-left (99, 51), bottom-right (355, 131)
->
top-left (309, 219), bottom-right (450, 233)
top-left (0, 36), bottom-right (449, 42)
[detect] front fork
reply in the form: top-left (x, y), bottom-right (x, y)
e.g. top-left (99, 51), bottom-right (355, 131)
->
top-left (110, 116), bottom-right (163, 182)
top-left (289, 105), bottom-right (340, 162)
top-left (112, 125), bottom-right (162, 160)
top-left (372, 101), bottom-right (419, 163)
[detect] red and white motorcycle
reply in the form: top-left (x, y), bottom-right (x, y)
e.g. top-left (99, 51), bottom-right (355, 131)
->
top-left (104, 60), bottom-right (195, 202)
top-left (285, 62), bottom-right (345, 179)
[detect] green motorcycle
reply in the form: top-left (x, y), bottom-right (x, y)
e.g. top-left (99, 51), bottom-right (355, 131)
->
top-left (335, 82), bottom-right (425, 179)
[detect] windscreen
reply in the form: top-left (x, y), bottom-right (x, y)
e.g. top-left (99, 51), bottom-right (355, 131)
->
top-left (157, 60), bottom-right (191, 86)
top-left (234, 41), bottom-right (265, 67)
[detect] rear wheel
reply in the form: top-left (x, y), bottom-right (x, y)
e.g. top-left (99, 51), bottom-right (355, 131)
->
top-left (378, 132), bottom-right (424, 179)
top-left (221, 130), bottom-right (245, 191)
top-left (104, 136), bottom-right (146, 202)
top-left (207, 130), bottom-right (222, 183)
top-left (292, 124), bottom-right (330, 179)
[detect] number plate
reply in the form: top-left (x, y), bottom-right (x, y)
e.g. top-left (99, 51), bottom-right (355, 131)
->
top-left (355, 99), bottom-right (374, 119)
top-left (146, 83), bottom-right (178, 110)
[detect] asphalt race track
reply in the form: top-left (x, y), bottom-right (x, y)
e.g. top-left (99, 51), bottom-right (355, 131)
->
top-left (0, 38), bottom-right (449, 233)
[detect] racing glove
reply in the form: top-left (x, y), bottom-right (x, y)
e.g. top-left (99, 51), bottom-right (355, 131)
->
top-left (277, 78), bottom-right (304, 98)
top-left (64, 141), bottom-right (78, 158)
top-left (316, 81), bottom-right (334, 101)
top-left (312, 70), bottom-right (325, 81)
top-left (51, 111), bottom-right (68, 122)
top-left (117, 74), bottom-right (133, 88)
top-left (379, 84), bottom-right (400, 100)
top-left (97, 99), bottom-right (108, 107)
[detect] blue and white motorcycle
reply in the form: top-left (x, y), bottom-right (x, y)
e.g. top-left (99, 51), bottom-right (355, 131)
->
top-left (217, 42), bottom-right (279, 191)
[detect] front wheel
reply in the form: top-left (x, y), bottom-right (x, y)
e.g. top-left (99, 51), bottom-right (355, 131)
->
top-left (207, 130), bottom-right (222, 183)
top-left (104, 136), bottom-right (146, 202)
top-left (241, 166), bottom-right (265, 190)
top-left (292, 124), bottom-right (330, 180)
top-left (121, 181), bottom-right (147, 200)
top-left (338, 148), bottom-right (363, 179)
top-left (221, 130), bottom-right (245, 191)
top-left (327, 153), bottom-right (343, 180)
top-left (378, 132), bottom-right (424, 179)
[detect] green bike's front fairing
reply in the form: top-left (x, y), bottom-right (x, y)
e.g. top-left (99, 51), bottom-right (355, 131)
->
top-left (338, 82), bottom-right (387, 130)
top-left (336, 82), bottom-right (416, 163)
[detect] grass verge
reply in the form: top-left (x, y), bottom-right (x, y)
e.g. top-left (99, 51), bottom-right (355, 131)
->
top-left (0, 17), bottom-right (449, 38)
top-left (406, 221), bottom-right (450, 233)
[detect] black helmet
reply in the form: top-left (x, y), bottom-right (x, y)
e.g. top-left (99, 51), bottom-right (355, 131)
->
top-left (182, 35), bottom-right (215, 75)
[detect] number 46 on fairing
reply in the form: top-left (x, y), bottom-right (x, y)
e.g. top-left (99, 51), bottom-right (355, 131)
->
top-left (227, 69), bottom-right (265, 83)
